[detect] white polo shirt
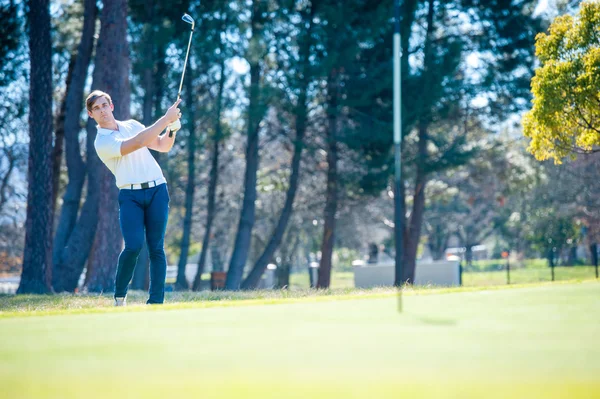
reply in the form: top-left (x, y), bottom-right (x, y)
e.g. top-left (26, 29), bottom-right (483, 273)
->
top-left (94, 120), bottom-right (165, 188)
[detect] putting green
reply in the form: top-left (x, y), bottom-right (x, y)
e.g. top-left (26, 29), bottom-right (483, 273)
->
top-left (1, 281), bottom-right (599, 398)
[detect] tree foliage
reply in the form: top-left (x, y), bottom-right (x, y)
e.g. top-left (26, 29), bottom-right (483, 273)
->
top-left (523, 1), bottom-right (600, 162)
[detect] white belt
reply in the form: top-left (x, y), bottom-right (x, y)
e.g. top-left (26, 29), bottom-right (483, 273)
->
top-left (120, 177), bottom-right (166, 190)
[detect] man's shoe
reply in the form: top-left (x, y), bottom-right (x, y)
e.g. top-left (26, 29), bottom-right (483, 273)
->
top-left (114, 297), bottom-right (127, 307)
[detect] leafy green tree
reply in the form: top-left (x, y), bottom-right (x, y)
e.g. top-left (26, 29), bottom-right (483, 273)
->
top-left (523, 1), bottom-right (600, 162)
top-left (529, 211), bottom-right (580, 267)
top-left (225, 0), bottom-right (274, 290)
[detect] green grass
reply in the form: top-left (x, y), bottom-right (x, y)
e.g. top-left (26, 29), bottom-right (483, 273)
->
top-left (1, 281), bottom-right (599, 398)
top-left (468, 258), bottom-right (550, 271)
top-left (463, 265), bottom-right (598, 286)
top-left (287, 265), bottom-right (598, 289)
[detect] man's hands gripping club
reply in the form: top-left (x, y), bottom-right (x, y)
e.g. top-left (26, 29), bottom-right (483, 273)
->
top-left (120, 99), bottom-right (182, 156)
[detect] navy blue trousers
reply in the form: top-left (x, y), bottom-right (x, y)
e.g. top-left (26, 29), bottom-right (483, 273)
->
top-left (115, 183), bottom-right (169, 304)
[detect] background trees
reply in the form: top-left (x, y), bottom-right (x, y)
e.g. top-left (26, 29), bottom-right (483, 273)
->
top-left (523, 1), bottom-right (600, 161)
top-left (4, 0), bottom-right (598, 294)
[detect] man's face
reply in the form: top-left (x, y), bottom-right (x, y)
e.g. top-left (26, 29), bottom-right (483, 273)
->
top-left (88, 96), bottom-right (114, 124)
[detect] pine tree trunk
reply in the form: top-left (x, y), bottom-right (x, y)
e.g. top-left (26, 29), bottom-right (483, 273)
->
top-left (18, 0), bottom-right (54, 294)
top-left (241, 4), bottom-right (314, 290)
top-left (85, 0), bottom-right (131, 292)
top-left (193, 58), bottom-right (226, 291)
top-left (51, 57), bottom-right (74, 214)
top-left (59, 118), bottom-right (101, 291)
top-left (175, 70), bottom-right (197, 290)
top-left (52, 0), bottom-right (97, 292)
top-left (402, 0), bottom-right (434, 284)
top-left (225, 0), bottom-right (265, 290)
top-left (465, 244), bottom-right (473, 269)
top-left (317, 70), bottom-right (339, 289)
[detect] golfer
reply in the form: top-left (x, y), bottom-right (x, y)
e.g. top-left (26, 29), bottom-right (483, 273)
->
top-left (87, 90), bottom-right (181, 306)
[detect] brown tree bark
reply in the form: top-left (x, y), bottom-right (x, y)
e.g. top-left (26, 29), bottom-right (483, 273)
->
top-left (317, 70), bottom-right (339, 289)
top-left (402, 0), bottom-right (435, 284)
top-left (52, 0), bottom-right (98, 292)
top-left (18, 0), bottom-right (54, 294)
top-left (85, 0), bottom-right (131, 292)
top-left (193, 58), bottom-right (226, 291)
top-left (241, 3), bottom-right (315, 290)
top-left (175, 69), bottom-right (197, 290)
top-left (51, 57), bottom-right (74, 214)
top-left (225, 0), bottom-right (266, 290)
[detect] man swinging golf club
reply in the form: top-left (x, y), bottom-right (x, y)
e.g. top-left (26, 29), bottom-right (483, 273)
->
top-left (88, 13), bottom-right (195, 306)
top-left (89, 91), bottom-right (181, 306)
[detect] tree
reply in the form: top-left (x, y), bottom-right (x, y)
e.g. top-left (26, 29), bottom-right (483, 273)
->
top-left (129, 0), bottom-right (189, 290)
top-left (176, 0), bottom-right (231, 290)
top-left (192, 3), bottom-right (233, 290)
top-left (85, 0), bottom-right (131, 292)
top-left (18, 0), bottom-right (54, 294)
top-left (523, 1), bottom-right (600, 162)
top-left (529, 211), bottom-right (580, 267)
top-left (225, 0), bottom-right (271, 290)
top-left (241, 0), bottom-right (316, 290)
top-left (51, 0), bottom-right (98, 292)
top-left (0, 0), bottom-right (20, 87)
top-left (312, 0), bottom-right (395, 288)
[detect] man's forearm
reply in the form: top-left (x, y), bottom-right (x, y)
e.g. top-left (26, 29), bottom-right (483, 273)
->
top-left (121, 116), bottom-right (170, 156)
top-left (157, 131), bottom-right (176, 152)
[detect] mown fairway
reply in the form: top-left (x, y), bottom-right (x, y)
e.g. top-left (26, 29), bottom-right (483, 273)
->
top-left (1, 281), bottom-right (599, 399)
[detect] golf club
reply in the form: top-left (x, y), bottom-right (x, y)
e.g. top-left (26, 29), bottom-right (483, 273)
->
top-left (168, 13), bottom-right (195, 137)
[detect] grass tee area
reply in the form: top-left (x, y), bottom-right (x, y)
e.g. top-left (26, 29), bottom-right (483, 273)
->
top-left (0, 280), bottom-right (599, 398)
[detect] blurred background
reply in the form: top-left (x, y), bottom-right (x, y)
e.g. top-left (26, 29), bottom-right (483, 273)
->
top-left (0, 0), bottom-right (598, 294)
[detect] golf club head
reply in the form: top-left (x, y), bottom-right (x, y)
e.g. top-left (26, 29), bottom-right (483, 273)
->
top-left (182, 13), bottom-right (195, 30)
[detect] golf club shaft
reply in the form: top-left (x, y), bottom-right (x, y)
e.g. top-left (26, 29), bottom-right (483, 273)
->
top-left (169, 27), bottom-right (195, 137)
top-left (178, 29), bottom-right (194, 99)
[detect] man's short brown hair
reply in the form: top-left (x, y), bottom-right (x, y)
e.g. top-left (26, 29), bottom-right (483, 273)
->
top-left (86, 90), bottom-right (112, 112)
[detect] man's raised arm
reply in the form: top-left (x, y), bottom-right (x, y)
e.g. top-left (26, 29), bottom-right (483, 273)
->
top-left (120, 99), bottom-right (181, 156)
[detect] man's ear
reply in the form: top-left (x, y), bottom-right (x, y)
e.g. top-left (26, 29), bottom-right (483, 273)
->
top-left (87, 110), bottom-right (93, 117)
top-left (110, 103), bottom-right (115, 111)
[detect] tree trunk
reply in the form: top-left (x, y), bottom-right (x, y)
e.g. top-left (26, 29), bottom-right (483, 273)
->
top-left (193, 59), bottom-right (226, 291)
top-left (51, 57), bottom-right (74, 214)
top-left (52, 0), bottom-right (97, 292)
top-left (396, 0), bottom-right (418, 284)
top-left (175, 69), bottom-right (197, 290)
top-left (402, 0), bottom-right (435, 284)
top-left (18, 0), bottom-right (54, 294)
top-left (85, 0), bottom-right (131, 292)
top-left (241, 4), bottom-right (314, 290)
top-left (132, 9), bottom-right (158, 290)
top-left (276, 230), bottom-right (301, 289)
top-left (465, 244), bottom-right (473, 269)
top-left (403, 126), bottom-right (429, 284)
top-left (56, 118), bottom-right (102, 291)
top-left (428, 224), bottom-right (448, 261)
top-left (241, 131), bottom-right (303, 289)
top-left (317, 70), bottom-right (339, 289)
top-left (211, 237), bottom-right (224, 272)
top-left (225, 0), bottom-right (265, 290)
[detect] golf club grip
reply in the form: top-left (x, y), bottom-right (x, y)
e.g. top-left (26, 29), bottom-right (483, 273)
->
top-left (168, 94), bottom-right (182, 138)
